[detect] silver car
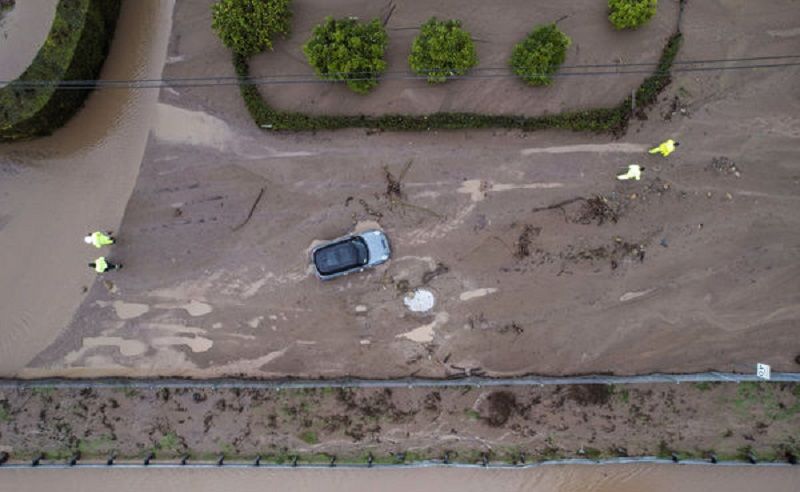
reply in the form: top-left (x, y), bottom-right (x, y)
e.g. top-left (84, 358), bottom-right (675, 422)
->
top-left (311, 230), bottom-right (391, 280)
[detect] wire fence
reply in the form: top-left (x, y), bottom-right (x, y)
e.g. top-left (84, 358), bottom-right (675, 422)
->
top-left (2, 55), bottom-right (799, 89)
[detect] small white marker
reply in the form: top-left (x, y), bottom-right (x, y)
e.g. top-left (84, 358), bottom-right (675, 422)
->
top-left (756, 363), bottom-right (771, 380)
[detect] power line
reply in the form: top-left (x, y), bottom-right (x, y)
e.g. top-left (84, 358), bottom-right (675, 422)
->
top-left (1, 55), bottom-right (798, 90)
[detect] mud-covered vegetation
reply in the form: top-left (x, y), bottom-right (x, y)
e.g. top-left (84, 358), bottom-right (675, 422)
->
top-left (0, 0), bottom-right (120, 141)
top-left (0, 382), bottom-right (797, 465)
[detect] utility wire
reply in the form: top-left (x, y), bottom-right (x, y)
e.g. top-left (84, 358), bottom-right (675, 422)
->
top-left (2, 55), bottom-right (798, 90)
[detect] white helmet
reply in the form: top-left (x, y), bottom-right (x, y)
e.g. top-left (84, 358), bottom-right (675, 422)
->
top-left (84, 236), bottom-right (93, 244)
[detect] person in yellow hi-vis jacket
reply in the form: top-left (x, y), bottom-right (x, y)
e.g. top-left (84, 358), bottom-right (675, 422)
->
top-left (649, 139), bottom-right (679, 157)
top-left (88, 256), bottom-right (122, 273)
top-left (84, 231), bottom-right (115, 248)
top-left (617, 164), bottom-right (643, 181)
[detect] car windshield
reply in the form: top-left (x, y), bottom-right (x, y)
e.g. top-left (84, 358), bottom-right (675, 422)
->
top-left (314, 237), bottom-right (369, 275)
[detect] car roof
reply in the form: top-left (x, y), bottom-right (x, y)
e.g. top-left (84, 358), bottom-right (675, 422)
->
top-left (313, 237), bottom-right (368, 276)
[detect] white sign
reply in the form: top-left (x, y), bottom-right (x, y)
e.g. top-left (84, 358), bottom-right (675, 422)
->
top-left (756, 363), bottom-right (771, 380)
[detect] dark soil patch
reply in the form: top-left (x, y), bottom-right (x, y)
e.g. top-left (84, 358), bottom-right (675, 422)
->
top-left (514, 225), bottom-right (541, 259)
top-left (422, 263), bottom-right (449, 284)
top-left (384, 160), bottom-right (412, 205)
top-left (574, 196), bottom-right (619, 226)
top-left (499, 322), bottom-right (524, 335)
top-left (563, 239), bottom-right (645, 270)
top-left (707, 156), bottom-right (740, 176)
top-left (566, 384), bottom-right (613, 406)
top-left (482, 391), bottom-right (518, 427)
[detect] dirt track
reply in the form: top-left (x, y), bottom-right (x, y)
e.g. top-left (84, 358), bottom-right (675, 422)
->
top-left (14, 0), bottom-right (800, 378)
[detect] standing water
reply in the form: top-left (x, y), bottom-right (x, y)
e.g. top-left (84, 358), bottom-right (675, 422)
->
top-left (0, 465), bottom-right (799, 492)
top-left (0, 0), bottom-right (174, 374)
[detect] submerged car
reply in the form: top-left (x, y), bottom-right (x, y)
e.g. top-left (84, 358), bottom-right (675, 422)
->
top-left (311, 230), bottom-right (391, 280)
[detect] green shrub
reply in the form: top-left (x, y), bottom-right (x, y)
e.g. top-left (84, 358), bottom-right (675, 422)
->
top-left (608, 0), bottom-right (657, 30)
top-left (408, 17), bottom-right (477, 84)
top-left (233, 31), bottom-right (681, 134)
top-left (211, 0), bottom-right (292, 56)
top-left (510, 24), bottom-right (571, 86)
top-left (0, 0), bottom-right (14, 17)
top-left (303, 16), bottom-right (388, 94)
top-left (0, 0), bottom-right (121, 141)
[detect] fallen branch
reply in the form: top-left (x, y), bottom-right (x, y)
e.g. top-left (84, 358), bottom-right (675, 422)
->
top-left (232, 187), bottom-right (265, 231)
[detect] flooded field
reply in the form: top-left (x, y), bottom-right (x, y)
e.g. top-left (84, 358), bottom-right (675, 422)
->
top-left (0, 0), bottom-right (173, 374)
top-left (2, 465), bottom-right (800, 492)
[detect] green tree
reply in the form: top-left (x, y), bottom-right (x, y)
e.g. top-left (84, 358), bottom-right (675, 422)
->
top-left (303, 16), bottom-right (388, 94)
top-left (510, 24), bottom-right (571, 86)
top-left (211, 0), bottom-right (292, 56)
top-left (608, 0), bottom-right (657, 30)
top-left (409, 18), bottom-right (478, 84)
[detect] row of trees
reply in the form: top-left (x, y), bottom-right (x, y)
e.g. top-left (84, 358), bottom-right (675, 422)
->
top-left (305, 18), bottom-right (571, 94)
top-left (212, 0), bottom-right (658, 94)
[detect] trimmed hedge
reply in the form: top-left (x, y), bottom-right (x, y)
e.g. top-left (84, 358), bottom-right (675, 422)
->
top-left (0, 0), bottom-right (120, 141)
top-left (235, 31), bottom-right (682, 134)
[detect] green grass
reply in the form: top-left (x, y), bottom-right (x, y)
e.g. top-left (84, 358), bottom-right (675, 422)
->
top-left (232, 32), bottom-right (682, 134)
top-left (111, 387), bottom-right (140, 398)
top-left (157, 432), bottom-right (181, 453)
top-left (32, 387), bottom-right (55, 397)
top-left (78, 434), bottom-right (116, 456)
top-left (0, 403), bottom-right (11, 422)
top-left (732, 382), bottom-right (800, 421)
top-left (299, 431), bottom-right (318, 445)
top-left (464, 409), bottom-right (481, 420)
top-left (218, 442), bottom-right (235, 456)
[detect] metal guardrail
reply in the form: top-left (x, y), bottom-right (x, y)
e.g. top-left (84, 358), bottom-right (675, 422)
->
top-left (0, 457), bottom-right (796, 469)
top-left (0, 372), bottom-right (798, 390)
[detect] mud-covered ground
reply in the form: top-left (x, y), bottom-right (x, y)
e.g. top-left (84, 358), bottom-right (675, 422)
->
top-left (0, 382), bottom-right (798, 464)
top-left (16, 0), bottom-right (800, 378)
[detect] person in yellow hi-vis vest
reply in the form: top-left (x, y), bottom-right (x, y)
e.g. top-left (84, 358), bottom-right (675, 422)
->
top-left (617, 164), bottom-right (643, 181)
top-left (88, 256), bottom-right (122, 273)
top-left (84, 231), bottom-right (115, 248)
top-left (649, 139), bottom-right (679, 157)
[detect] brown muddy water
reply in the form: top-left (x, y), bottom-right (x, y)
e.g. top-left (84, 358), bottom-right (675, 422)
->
top-left (0, 0), bottom-right (58, 84)
top-left (1, 465), bottom-right (799, 492)
top-left (0, 0), bottom-right (173, 374)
